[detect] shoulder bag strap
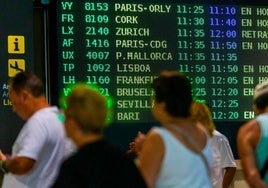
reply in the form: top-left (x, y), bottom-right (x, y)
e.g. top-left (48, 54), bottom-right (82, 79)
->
top-left (169, 125), bottom-right (211, 177)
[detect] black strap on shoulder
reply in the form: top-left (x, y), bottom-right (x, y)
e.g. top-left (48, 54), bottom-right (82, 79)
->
top-left (260, 158), bottom-right (268, 179)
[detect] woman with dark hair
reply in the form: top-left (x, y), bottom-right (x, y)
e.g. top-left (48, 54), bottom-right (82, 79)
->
top-left (135, 70), bottom-right (212, 188)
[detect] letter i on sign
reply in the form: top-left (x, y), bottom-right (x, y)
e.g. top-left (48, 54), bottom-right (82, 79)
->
top-left (8, 35), bottom-right (25, 54)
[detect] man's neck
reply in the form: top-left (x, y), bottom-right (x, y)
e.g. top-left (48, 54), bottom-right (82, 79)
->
top-left (75, 134), bottom-right (103, 149)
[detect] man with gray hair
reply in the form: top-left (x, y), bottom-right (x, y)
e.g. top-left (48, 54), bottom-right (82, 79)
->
top-left (0, 71), bottom-right (73, 188)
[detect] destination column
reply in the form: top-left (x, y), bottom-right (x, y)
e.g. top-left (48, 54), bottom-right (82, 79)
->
top-left (112, 3), bottom-right (175, 122)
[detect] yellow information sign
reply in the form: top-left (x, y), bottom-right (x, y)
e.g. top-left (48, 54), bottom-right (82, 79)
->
top-left (8, 35), bottom-right (25, 54)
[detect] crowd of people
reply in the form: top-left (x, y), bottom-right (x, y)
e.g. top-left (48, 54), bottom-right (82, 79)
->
top-left (0, 70), bottom-right (268, 187)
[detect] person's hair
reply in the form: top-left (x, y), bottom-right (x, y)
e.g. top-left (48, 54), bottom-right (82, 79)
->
top-left (9, 71), bottom-right (44, 97)
top-left (190, 102), bottom-right (215, 136)
top-left (64, 84), bottom-right (108, 134)
top-left (152, 70), bottom-right (192, 118)
top-left (254, 93), bottom-right (268, 110)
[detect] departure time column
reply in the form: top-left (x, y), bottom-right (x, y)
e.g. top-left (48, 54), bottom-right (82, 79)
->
top-left (84, 2), bottom-right (111, 97)
top-left (176, 5), bottom-right (207, 102)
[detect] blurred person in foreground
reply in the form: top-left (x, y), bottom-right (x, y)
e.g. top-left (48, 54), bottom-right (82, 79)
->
top-left (191, 101), bottom-right (236, 188)
top-left (237, 80), bottom-right (268, 188)
top-left (132, 70), bottom-right (212, 188)
top-left (0, 71), bottom-right (73, 188)
top-left (51, 84), bottom-right (147, 188)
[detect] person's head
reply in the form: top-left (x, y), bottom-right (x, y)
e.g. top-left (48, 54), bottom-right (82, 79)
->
top-left (9, 71), bottom-right (45, 120)
top-left (64, 84), bottom-right (108, 140)
top-left (253, 80), bottom-right (268, 114)
top-left (151, 70), bottom-right (193, 120)
top-left (190, 102), bottom-right (215, 137)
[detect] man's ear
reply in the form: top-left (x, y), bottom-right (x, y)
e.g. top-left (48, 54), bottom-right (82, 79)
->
top-left (158, 102), bottom-right (166, 112)
top-left (253, 104), bottom-right (260, 115)
top-left (68, 118), bottom-right (80, 131)
top-left (20, 89), bottom-right (30, 102)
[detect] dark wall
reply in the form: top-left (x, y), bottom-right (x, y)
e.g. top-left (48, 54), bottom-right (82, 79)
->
top-left (33, 1), bottom-right (47, 88)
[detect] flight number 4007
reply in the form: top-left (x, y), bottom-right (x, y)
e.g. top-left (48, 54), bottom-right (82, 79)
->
top-left (86, 51), bottom-right (109, 60)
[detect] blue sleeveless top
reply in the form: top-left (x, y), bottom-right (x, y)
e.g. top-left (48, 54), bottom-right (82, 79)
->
top-left (153, 127), bottom-right (212, 188)
top-left (256, 113), bottom-right (268, 183)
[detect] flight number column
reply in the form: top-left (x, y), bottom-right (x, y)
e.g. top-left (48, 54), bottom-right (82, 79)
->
top-left (84, 2), bottom-right (111, 97)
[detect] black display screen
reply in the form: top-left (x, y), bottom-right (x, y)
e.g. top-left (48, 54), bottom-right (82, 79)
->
top-left (50, 0), bottom-right (268, 124)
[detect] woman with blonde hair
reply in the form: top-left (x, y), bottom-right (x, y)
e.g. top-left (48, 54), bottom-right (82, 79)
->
top-left (191, 102), bottom-right (236, 188)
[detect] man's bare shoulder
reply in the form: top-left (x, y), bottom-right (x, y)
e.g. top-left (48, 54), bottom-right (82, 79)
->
top-left (238, 118), bottom-right (260, 147)
top-left (239, 119), bottom-right (259, 134)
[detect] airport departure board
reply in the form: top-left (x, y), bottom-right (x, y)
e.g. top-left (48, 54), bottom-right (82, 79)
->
top-left (51, 0), bottom-right (268, 123)
top-left (0, 0), bottom-right (34, 153)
